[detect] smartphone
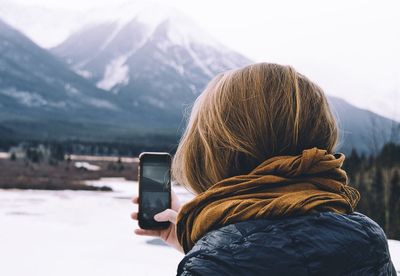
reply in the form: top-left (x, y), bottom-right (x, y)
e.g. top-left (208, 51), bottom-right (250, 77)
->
top-left (138, 152), bottom-right (171, 230)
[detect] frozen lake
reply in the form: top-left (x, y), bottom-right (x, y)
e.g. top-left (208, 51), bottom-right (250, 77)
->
top-left (0, 178), bottom-right (399, 275)
top-left (0, 178), bottom-right (191, 276)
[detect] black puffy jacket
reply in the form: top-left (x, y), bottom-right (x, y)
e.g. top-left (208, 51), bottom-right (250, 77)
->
top-left (177, 212), bottom-right (396, 275)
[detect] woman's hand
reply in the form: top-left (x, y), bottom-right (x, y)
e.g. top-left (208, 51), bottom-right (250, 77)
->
top-left (131, 190), bottom-right (184, 253)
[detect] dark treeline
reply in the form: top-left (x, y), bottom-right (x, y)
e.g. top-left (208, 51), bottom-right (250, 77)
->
top-left (0, 137), bottom-right (179, 158)
top-left (344, 143), bottom-right (400, 240)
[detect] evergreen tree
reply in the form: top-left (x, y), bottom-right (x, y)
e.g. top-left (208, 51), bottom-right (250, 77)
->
top-left (346, 149), bottom-right (361, 177)
top-left (50, 144), bottom-right (65, 161)
top-left (389, 170), bottom-right (400, 239)
top-left (370, 167), bottom-right (386, 229)
top-left (26, 147), bottom-right (42, 163)
top-left (356, 169), bottom-right (369, 216)
top-left (379, 143), bottom-right (400, 167)
top-left (10, 152), bottom-right (16, 161)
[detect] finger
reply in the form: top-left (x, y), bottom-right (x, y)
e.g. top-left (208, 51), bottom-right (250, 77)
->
top-left (130, 212), bottom-right (138, 220)
top-left (132, 196), bottom-right (139, 204)
top-left (154, 209), bottom-right (177, 224)
top-left (134, 228), bottom-right (160, 237)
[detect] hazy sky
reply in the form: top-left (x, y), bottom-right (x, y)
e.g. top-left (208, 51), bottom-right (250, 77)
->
top-left (1, 0), bottom-right (399, 121)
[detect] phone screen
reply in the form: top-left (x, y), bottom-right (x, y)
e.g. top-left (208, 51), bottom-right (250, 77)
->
top-left (139, 155), bottom-right (171, 229)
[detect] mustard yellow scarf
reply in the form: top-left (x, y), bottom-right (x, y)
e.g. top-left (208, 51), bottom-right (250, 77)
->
top-left (176, 148), bottom-right (360, 253)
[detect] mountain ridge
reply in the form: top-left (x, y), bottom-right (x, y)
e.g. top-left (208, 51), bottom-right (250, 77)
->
top-left (0, 13), bottom-right (399, 154)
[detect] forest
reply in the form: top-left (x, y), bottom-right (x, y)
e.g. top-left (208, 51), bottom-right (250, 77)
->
top-left (344, 143), bottom-right (400, 240)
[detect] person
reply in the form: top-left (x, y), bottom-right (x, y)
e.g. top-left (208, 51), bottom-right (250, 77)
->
top-left (131, 63), bottom-right (396, 275)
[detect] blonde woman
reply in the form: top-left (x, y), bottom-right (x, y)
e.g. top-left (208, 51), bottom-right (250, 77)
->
top-left (131, 63), bottom-right (396, 275)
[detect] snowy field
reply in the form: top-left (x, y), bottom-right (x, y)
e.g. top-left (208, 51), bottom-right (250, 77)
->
top-left (0, 178), bottom-right (192, 276)
top-left (0, 178), bottom-right (399, 276)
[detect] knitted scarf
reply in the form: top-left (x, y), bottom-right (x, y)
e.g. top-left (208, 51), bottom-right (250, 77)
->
top-left (176, 148), bottom-right (360, 253)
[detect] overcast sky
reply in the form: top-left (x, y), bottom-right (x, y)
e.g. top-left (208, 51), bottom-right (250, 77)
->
top-left (1, 0), bottom-right (399, 121)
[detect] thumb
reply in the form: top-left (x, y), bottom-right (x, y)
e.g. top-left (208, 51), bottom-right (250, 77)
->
top-left (154, 209), bottom-right (177, 224)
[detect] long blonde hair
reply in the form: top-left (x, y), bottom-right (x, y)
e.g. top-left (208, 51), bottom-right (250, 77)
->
top-left (172, 63), bottom-right (338, 194)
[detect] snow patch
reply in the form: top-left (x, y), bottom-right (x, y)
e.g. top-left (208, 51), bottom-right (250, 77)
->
top-left (0, 152), bottom-right (10, 159)
top-left (1, 88), bottom-right (47, 107)
top-left (99, 23), bottom-right (125, 52)
top-left (153, 50), bottom-right (185, 76)
top-left (145, 96), bottom-right (166, 109)
top-left (156, 40), bottom-right (170, 52)
top-left (185, 44), bottom-right (215, 78)
top-left (74, 161), bottom-right (101, 171)
top-left (97, 56), bottom-right (130, 91)
top-left (75, 69), bottom-right (93, 79)
top-left (389, 239), bottom-right (400, 273)
top-left (64, 83), bottom-right (80, 95)
top-left (0, 87), bottom-right (66, 108)
top-left (85, 98), bottom-right (118, 110)
top-left (189, 84), bottom-right (198, 95)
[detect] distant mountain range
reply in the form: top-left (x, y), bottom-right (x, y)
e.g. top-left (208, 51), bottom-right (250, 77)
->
top-left (0, 18), bottom-right (137, 141)
top-left (328, 96), bottom-right (399, 154)
top-left (51, 4), bottom-right (250, 121)
top-left (0, 4), bottom-right (399, 154)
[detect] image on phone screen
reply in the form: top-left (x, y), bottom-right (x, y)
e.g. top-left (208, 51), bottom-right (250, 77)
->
top-left (140, 162), bottom-right (170, 226)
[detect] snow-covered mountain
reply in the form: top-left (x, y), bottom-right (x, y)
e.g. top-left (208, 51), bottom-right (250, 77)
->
top-left (0, 18), bottom-right (117, 111)
top-left (51, 2), bottom-right (400, 153)
top-left (0, 18), bottom-right (136, 140)
top-left (51, 2), bottom-right (251, 120)
top-left (0, 3), bottom-right (399, 153)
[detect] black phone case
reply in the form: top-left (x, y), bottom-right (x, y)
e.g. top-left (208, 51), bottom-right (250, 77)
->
top-left (138, 152), bottom-right (171, 230)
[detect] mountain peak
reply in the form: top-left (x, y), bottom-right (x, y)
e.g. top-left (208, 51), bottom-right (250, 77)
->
top-left (78, 0), bottom-right (222, 49)
top-left (51, 1), bottom-right (251, 95)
